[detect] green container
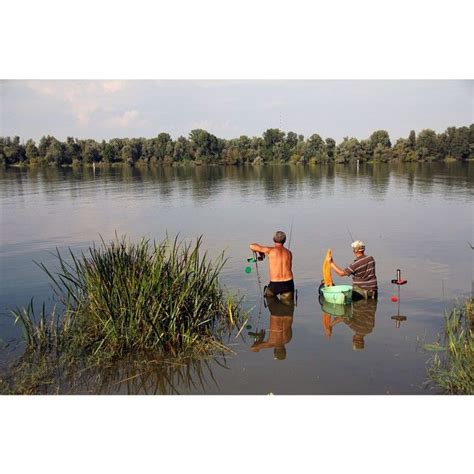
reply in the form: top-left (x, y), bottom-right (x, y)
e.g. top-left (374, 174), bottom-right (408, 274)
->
top-left (321, 285), bottom-right (353, 305)
top-left (321, 300), bottom-right (352, 317)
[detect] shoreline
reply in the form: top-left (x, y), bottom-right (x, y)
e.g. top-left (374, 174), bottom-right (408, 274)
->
top-left (3, 156), bottom-right (470, 170)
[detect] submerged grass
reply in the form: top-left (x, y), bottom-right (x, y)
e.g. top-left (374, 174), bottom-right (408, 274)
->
top-left (424, 299), bottom-right (474, 394)
top-left (1, 234), bottom-right (244, 394)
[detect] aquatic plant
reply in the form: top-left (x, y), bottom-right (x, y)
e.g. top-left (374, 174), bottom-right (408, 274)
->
top-left (424, 299), bottom-right (474, 394)
top-left (8, 235), bottom-right (243, 362)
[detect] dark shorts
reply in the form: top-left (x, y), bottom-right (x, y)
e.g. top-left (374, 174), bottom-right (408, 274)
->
top-left (352, 285), bottom-right (378, 300)
top-left (266, 279), bottom-right (295, 296)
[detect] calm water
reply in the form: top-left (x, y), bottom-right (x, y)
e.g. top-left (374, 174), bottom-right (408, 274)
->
top-left (0, 162), bottom-right (473, 394)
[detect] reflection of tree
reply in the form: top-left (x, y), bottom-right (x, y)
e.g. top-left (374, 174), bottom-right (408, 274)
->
top-left (1, 162), bottom-right (472, 209)
top-left (368, 163), bottom-right (390, 199)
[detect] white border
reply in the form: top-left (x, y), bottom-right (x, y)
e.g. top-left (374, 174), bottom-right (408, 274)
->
top-left (1, 1), bottom-right (472, 472)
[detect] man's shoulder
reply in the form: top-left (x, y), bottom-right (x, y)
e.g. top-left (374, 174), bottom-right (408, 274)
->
top-left (350, 255), bottom-right (373, 268)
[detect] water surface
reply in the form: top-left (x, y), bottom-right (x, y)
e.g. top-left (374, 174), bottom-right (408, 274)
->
top-left (1, 162), bottom-right (472, 394)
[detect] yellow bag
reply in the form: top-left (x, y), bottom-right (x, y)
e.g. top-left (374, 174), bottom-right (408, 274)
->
top-left (322, 248), bottom-right (334, 287)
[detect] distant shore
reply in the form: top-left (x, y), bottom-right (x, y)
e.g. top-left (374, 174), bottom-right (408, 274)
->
top-left (2, 124), bottom-right (472, 167)
top-left (3, 156), bottom-right (470, 169)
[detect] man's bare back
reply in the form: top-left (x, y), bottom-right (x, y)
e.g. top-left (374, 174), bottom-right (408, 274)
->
top-left (249, 231), bottom-right (293, 282)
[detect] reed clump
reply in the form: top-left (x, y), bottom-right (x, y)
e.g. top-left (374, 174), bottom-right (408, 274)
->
top-left (9, 235), bottom-right (243, 362)
top-left (425, 299), bottom-right (474, 394)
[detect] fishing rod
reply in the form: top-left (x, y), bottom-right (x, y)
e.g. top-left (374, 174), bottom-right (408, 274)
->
top-left (288, 216), bottom-right (294, 250)
top-left (346, 225), bottom-right (354, 244)
top-left (287, 217), bottom-right (298, 305)
top-left (242, 249), bottom-right (266, 340)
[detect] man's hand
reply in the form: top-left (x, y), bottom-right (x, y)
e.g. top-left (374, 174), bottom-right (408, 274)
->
top-left (250, 243), bottom-right (272, 254)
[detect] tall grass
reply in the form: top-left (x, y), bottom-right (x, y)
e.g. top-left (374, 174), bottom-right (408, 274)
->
top-left (9, 234), bottom-right (243, 361)
top-left (425, 299), bottom-right (474, 394)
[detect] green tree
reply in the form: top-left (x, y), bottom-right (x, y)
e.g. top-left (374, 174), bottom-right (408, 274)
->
top-left (189, 129), bottom-right (219, 162)
top-left (392, 138), bottom-right (410, 161)
top-left (416, 129), bottom-right (439, 160)
top-left (336, 137), bottom-right (364, 163)
top-left (446, 126), bottom-right (470, 160)
top-left (81, 140), bottom-right (101, 164)
top-left (173, 136), bottom-right (190, 162)
top-left (101, 142), bottom-right (116, 163)
top-left (407, 130), bottom-right (416, 150)
top-left (65, 137), bottom-right (81, 164)
top-left (25, 139), bottom-right (39, 162)
top-left (1, 136), bottom-right (25, 165)
top-left (152, 133), bottom-right (172, 161)
top-left (304, 134), bottom-right (328, 162)
top-left (373, 143), bottom-right (392, 162)
top-left (369, 130), bottom-right (391, 150)
top-left (262, 128), bottom-right (285, 161)
top-left (45, 138), bottom-right (65, 165)
top-left (286, 131), bottom-right (298, 149)
top-left (325, 138), bottom-right (336, 160)
top-left (38, 135), bottom-right (54, 159)
top-left (121, 143), bottom-right (135, 165)
top-left (368, 130), bottom-right (391, 161)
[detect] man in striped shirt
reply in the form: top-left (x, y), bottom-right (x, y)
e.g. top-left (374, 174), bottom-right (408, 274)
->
top-left (328, 240), bottom-right (378, 299)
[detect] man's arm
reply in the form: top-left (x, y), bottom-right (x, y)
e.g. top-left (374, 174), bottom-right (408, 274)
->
top-left (330, 261), bottom-right (349, 277)
top-left (250, 243), bottom-right (273, 254)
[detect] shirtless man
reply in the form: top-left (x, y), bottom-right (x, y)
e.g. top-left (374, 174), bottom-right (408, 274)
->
top-left (249, 231), bottom-right (294, 301)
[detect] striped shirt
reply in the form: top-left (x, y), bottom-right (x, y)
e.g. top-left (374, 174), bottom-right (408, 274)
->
top-left (344, 255), bottom-right (378, 291)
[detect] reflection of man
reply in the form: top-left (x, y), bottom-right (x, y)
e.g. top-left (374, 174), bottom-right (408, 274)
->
top-left (323, 299), bottom-right (377, 351)
top-left (250, 296), bottom-right (294, 360)
top-left (249, 231), bottom-right (294, 303)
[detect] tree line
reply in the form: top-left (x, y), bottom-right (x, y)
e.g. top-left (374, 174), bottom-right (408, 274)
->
top-left (1, 125), bottom-right (473, 167)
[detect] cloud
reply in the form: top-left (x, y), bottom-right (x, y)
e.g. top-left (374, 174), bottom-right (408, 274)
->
top-left (25, 81), bottom-right (129, 126)
top-left (6, 80), bottom-right (472, 142)
top-left (103, 109), bottom-right (146, 128)
top-left (188, 119), bottom-right (240, 136)
top-left (101, 81), bottom-right (126, 94)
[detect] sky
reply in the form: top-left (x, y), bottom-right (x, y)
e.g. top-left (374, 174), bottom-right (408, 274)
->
top-left (1, 80), bottom-right (472, 143)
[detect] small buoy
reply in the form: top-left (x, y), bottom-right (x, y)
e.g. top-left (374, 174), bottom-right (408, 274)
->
top-left (245, 324), bottom-right (252, 330)
top-left (245, 266), bottom-right (252, 274)
top-left (391, 296), bottom-right (398, 302)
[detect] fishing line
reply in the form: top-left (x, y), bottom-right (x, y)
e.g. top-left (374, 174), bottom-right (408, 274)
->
top-left (288, 216), bottom-right (298, 305)
top-left (346, 225), bottom-right (354, 244)
top-left (253, 251), bottom-right (265, 332)
top-left (288, 216), bottom-right (295, 250)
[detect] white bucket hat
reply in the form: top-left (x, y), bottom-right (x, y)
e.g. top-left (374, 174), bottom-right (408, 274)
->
top-left (351, 240), bottom-right (366, 250)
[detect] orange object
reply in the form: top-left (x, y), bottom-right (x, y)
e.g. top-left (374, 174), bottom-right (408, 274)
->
top-left (322, 248), bottom-right (334, 287)
top-left (322, 313), bottom-right (332, 339)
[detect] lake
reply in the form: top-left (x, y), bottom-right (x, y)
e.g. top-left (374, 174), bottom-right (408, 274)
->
top-left (0, 162), bottom-right (472, 394)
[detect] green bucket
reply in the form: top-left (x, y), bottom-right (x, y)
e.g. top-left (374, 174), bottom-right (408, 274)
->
top-left (321, 285), bottom-right (353, 305)
top-left (321, 300), bottom-right (352, 317)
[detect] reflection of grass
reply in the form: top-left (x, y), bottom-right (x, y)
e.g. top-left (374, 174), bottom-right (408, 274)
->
top-left (0, 352), bottom-right (227, 395)
top-left (425, 299), bottom-right (474, 394)
top-left (1, 235), bottom-right (243, 394)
